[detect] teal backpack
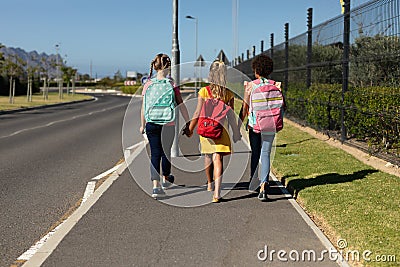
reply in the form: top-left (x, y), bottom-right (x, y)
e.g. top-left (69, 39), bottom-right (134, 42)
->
top-left (144, 78), bottom-right (176, 125)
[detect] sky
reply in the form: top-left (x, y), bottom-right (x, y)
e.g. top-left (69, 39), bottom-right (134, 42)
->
top-left (0, 0), bottom-right (370, 78)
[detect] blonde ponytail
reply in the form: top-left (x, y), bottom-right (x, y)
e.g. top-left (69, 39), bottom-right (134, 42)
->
top-left (208, 60), bottom-right (227, 101)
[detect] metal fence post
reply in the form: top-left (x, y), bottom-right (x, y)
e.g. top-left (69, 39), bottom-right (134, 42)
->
top-left (341, 0), bottom-right (350, 143)
top-left (306, 8), bottom-right (313, 89)
top-left (270, 33), bottom-right (274, 60)
top-left (284, 23), bottom-right (289, 94)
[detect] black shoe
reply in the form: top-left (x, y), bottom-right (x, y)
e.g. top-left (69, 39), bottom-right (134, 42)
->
top-left (162, 175), bottom-right (175, 190)
top-left (258, 190), bottom-right (268, 201)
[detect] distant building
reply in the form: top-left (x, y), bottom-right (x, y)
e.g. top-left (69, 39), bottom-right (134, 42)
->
top-left (126, 71), bottom-right (138, 79)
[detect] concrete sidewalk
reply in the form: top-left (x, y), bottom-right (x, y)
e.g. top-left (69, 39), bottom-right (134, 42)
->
top-left (21, 126), bottom-right (348, 266)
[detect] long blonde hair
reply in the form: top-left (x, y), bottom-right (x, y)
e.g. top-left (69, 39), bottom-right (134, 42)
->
top-left (149, 53), bottom-right (171, 78)
top-left (208, 60), bottom-right (227, 100)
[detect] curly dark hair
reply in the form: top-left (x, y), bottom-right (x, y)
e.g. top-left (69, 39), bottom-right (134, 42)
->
top-left (251, 54), bottom-right (273, 78)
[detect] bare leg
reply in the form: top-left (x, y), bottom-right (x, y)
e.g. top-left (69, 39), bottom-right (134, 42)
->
top-left (204, 154), bottom-right (214, 191)
top-left (153, 180), bottom-right (161, 188)
top-left (212, 153), bottom-right (223, 199)
top-left (260, 182), bottom-right (266, 192)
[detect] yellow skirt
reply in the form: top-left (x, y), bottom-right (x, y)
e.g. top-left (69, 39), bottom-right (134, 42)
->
top-left (199, 125), bottom-right (232, 155)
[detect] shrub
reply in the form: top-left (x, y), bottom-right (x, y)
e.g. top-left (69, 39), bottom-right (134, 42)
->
top-left (121, 85), bottom-right (141, 95)
top-left (286, 83), bottom-right (400, 153)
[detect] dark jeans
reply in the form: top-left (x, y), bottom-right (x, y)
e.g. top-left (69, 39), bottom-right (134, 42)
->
top-left (145, 122), bottom-right (175, 181)
top-left (249, 127), bottom-right (262, 181)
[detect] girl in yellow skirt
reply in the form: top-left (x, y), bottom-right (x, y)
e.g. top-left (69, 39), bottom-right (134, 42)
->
top-left (187, 60), bottom-right (241, 203)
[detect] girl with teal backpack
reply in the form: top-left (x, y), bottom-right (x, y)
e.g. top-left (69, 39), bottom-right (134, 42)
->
top-left (140, 53), bottom-right (190, 199)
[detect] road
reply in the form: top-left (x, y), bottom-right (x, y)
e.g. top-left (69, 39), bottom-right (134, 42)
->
top-left (1, 94), bottom-right (343, 267)
top-left (0, 95), bottom-right (134, 266)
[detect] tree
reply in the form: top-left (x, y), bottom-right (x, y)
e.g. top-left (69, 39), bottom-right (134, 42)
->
top-left (350, 35), bottom-right (400, 87)
top-left (71, 68), bottom-right (77, 96)
top-left (114, 70), bottom-right (123, 82)
top-left (3, 54), bottom-right (24, 103)
top-left (0, 43), bottom-right (4, 72)
top-left (39, 57), bottom-right (51, 100)
top-left (26, 55), bottom-right (39, 102)
top-left (62, 66), bottom-right (76, 96)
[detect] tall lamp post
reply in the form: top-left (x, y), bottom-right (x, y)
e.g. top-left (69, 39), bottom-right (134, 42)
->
top-left (185, 15), bottom-right (198, 95)
top-left (55, 43), bottom-right (62, 99)
top-left (171, 0), bottom-right (180, 157)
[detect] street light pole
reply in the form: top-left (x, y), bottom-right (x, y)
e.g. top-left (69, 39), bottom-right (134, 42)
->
top-left (55, 43), bottom-right (62, 100)
top-left (185, 15), bottom-right (198, 96)
top-left (171, 0), bottom-right (180, 157)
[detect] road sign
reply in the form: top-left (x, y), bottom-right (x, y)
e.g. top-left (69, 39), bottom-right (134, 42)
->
top-left (126, 71), bottom-right (138, 78)
top-left (124, 80), bottom-right (136, 86)
top-left (194, 55), bottom-right (206, 67)
top-left (216, 50), bottom-right (230, 65)
top-left (141, 76), bottom-right (149, 84)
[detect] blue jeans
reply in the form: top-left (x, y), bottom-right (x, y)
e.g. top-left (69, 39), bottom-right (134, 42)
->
top-left (145, 122), bottom-right (175, 181)
top-left (249, 127), bottom-right (275, 185)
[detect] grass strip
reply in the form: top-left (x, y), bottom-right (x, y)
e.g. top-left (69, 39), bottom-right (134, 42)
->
top-left (0, 93), bottom-right (92, 111)
top-left (273, 122), bottom-right (399, 266)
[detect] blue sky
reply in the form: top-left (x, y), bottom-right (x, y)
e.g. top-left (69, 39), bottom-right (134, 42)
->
top-left (1, 0), bottom-right (370, 78)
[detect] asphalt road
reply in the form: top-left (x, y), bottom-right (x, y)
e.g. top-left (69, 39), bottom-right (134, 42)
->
top-left (0, 95), bottom-right (136, 266)
top-left (1, 93), bottom-right (342, 267)
top-left (41, 151), bottom-right (339, 267)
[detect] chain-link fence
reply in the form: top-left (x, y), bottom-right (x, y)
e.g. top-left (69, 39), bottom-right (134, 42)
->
top-left (234, 0), bottom-right (400, 164)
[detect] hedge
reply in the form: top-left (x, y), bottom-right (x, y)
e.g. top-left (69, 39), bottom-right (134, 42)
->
top-left (121, 84), bottom-right (141, 95)
top-left (0, 76), bottom-right (40, 96)
top-left (285, 83), bottom-right (400, 153)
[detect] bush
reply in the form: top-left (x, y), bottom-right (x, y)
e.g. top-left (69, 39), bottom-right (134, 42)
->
top-left (345, 86), bottom-right (400, 150)
top-left (121, 85), bottom-right (141, 95)
top-left (286, 83), bottom-right (400, 152)
top-left (0, 76), bottom-right (40, 96)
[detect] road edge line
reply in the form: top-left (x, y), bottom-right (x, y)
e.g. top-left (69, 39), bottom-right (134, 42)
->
top-left (21, 142), bottom-right (146, 267)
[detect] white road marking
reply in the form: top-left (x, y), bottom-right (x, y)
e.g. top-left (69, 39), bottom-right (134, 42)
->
top-left (81, 181), bottom-right (96, 204)
top-left (91, 163), bottom-right (122, 181)
top-left (17, 141), bottom-right (145, 266)
top-left (17, 220), bottom-right (68, 261)
top-left (0, 103), bottom-right (127, 139)
top-left (19, 92), bottom-right (191, 265)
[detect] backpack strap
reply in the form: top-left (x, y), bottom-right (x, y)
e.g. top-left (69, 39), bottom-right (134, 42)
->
top-left (259, 77), bottom-right (275, 85)
top-left (205, 86), bottom-right (213, 99)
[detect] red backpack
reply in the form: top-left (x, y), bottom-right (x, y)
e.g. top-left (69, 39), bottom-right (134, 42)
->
top-left (197, 86), bottom-right (231, 139)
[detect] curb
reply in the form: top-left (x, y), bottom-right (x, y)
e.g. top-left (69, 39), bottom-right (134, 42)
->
top-left (0, 97), bottom-right (96, 116)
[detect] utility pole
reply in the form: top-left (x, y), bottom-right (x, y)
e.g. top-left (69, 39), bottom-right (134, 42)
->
top-left (171, 0), bottom-right (180, 157)
top-left (185, 15), bottom-right (198, 96)
top-left (56, 44), bottom-right (62, 99)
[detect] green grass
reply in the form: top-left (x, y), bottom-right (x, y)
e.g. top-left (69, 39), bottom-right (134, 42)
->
top-left (273, 123), bottom-right (399, 266)
top-left (0, 93), bottom-right (93, 111)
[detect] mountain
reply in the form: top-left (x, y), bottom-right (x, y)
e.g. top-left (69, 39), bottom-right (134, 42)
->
top-left (0, 46), bottom-right (64, 77)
